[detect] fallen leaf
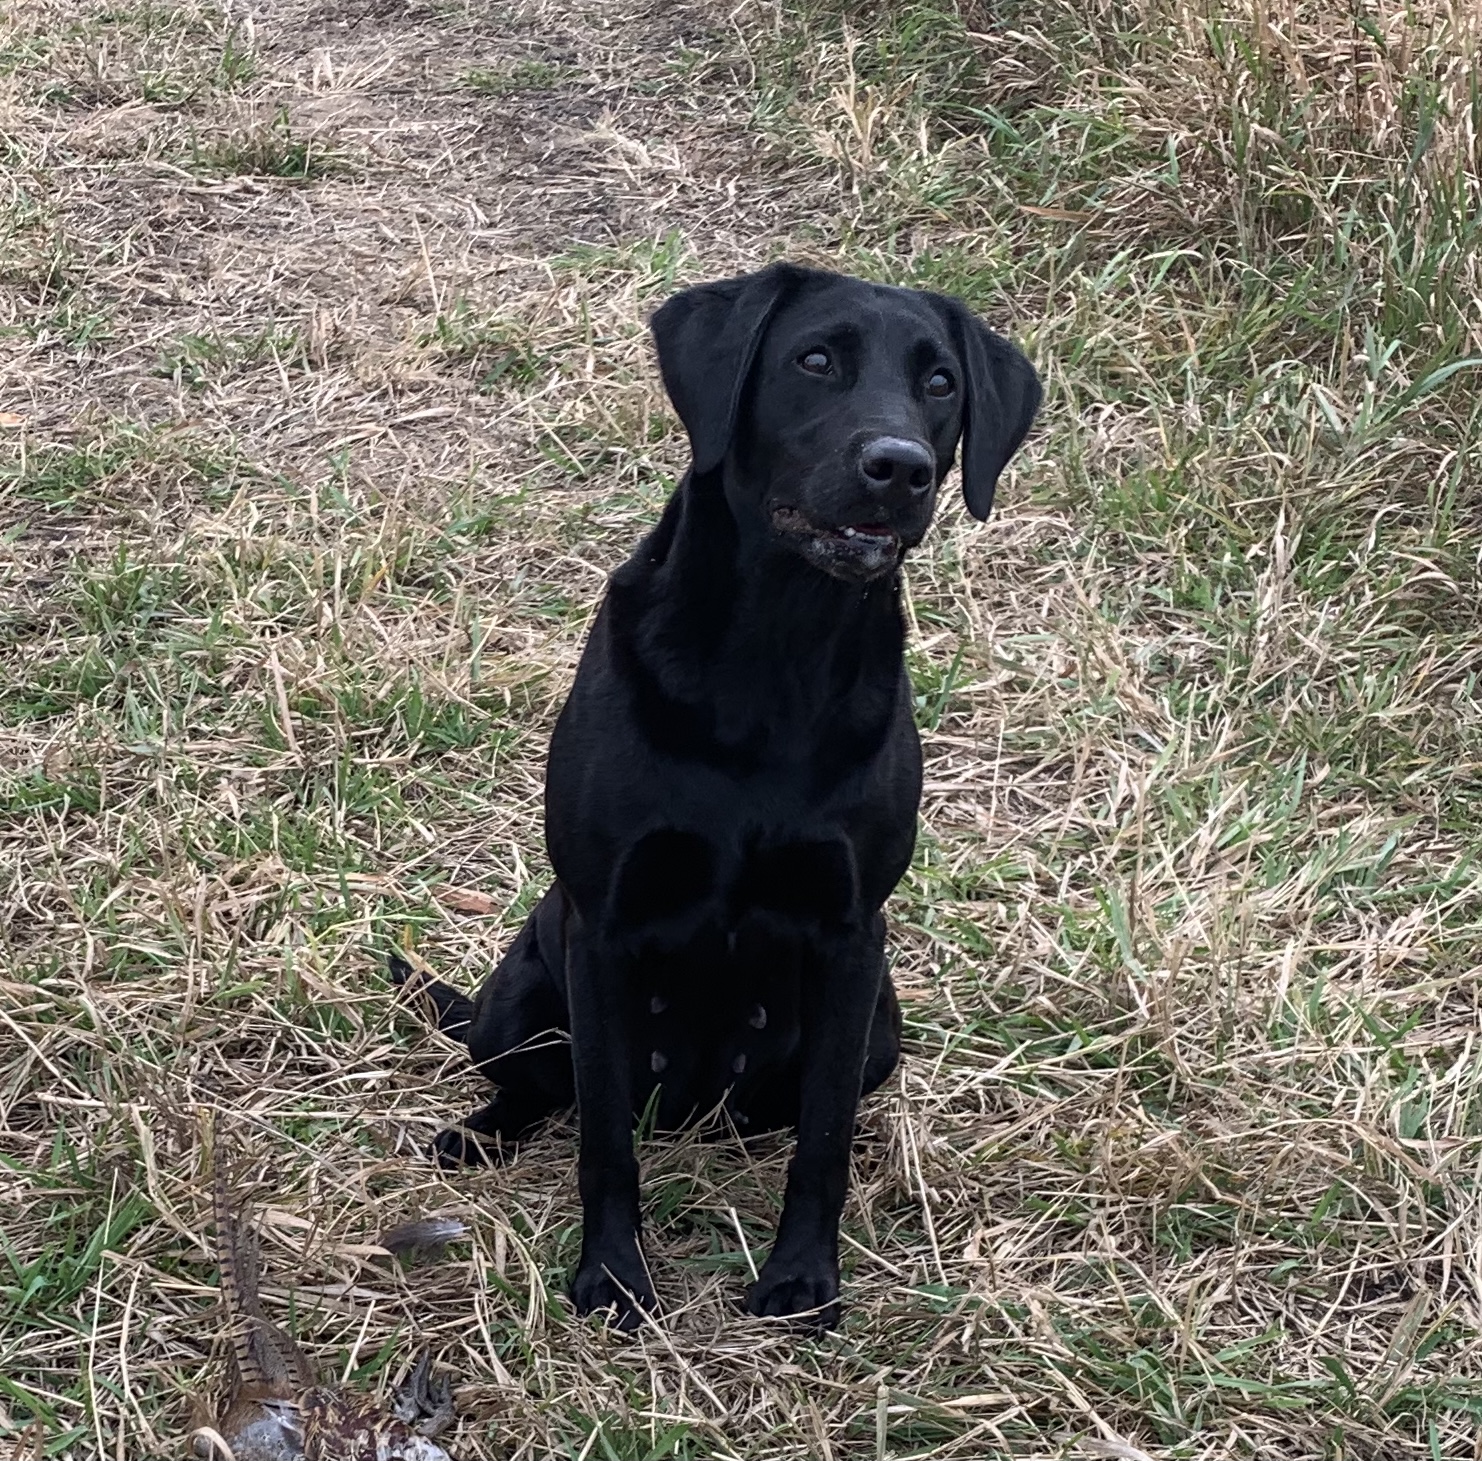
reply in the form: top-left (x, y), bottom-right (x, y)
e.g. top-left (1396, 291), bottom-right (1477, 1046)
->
top-left (434, 885), bottom-right (501, 915)
top-left (0, 412), bottom-right (25, 427)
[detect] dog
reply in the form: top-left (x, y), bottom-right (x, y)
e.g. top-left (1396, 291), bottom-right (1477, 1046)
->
top-left (395, 261), bottom-right (1041, 1330)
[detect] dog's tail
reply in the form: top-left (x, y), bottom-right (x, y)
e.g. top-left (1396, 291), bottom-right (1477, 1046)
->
top-left (389, 950), bottom-right (475, 1043)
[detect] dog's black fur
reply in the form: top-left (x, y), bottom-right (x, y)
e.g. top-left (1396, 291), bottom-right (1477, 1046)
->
top-left (394, 262), bottom-right (1041, 1330)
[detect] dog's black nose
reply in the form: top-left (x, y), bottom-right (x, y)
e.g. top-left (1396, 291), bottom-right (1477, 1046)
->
top-left (858, 437), bottom-right (935, 500)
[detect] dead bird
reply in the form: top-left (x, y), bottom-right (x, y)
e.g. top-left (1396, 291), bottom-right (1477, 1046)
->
top-left (192, 1142), bottom-right (457, 1461)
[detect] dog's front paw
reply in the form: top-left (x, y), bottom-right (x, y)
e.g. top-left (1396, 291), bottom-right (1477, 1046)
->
top-left (571, 1249), bottom-right (657, 1332)
top-left (746, 1250), bottom-right (840, 1330)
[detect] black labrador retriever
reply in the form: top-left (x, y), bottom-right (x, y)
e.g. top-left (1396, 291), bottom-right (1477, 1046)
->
top-left (395, 261), bottom-right (1040, 1330)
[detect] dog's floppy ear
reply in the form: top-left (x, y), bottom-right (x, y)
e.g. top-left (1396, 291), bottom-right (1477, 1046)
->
top-left (932, 295), bottom-right (1042, 521)
top-left (650, 263), bottom-right (798, 477)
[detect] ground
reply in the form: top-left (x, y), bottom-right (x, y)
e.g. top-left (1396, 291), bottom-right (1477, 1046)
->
top-left (3, 0), bottom-right (1482, 1456)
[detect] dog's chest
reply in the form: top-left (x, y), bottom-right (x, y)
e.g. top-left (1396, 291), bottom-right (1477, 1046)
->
top-left (612, 827), bottom-right (860, 932)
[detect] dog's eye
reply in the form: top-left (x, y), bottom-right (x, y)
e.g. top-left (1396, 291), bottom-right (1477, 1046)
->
top-left (926, 369), bottom-right (954, 397)
top-left (798, 350), bottom-right (831, 375)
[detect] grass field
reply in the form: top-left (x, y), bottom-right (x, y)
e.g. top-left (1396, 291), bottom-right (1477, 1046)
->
top-left (4, 0), bottom-right (1482, 1455)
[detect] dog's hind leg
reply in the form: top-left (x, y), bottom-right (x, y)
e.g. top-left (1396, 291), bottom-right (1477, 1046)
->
top-left (860, 961), bottom-right (902, 1098)
top-left (397, 889), bottom-right (576, 1168)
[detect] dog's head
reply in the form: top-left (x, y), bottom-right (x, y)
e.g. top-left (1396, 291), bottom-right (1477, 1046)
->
top-left (650, 262), bottom-right (1041, 583)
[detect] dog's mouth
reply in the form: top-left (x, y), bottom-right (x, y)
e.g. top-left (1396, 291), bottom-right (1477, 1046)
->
top-left (770, 505), bottom-right (902, 580)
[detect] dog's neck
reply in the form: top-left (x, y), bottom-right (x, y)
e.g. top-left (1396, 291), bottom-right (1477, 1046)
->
top-left (613, 471), bottom-right (907, 766)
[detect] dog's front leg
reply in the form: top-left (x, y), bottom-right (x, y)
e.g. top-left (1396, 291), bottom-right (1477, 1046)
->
top-left (747, 920), bottom-right (884, 1329)
top-left (565, 919), bottom-right (655, 1330)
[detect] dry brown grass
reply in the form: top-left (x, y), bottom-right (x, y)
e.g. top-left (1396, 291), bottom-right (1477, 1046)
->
top-left (3, 0), bottom-right (1482, 1455)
